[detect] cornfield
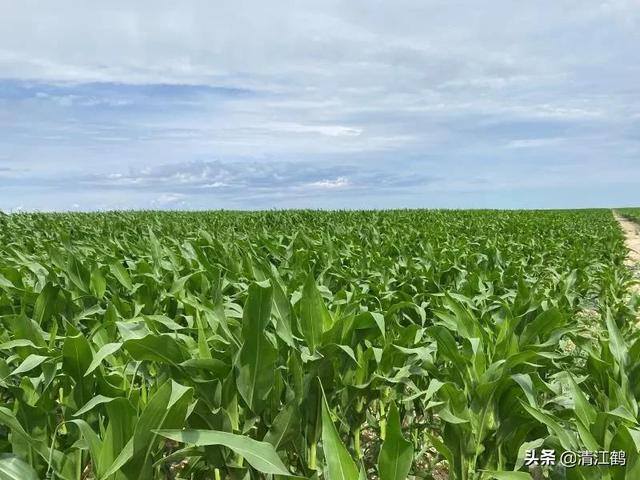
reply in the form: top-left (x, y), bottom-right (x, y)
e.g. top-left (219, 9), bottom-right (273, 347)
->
top-left (0, 209), bottom-right (639, 479)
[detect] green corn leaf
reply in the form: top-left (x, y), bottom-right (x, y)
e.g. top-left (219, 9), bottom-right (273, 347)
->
top-left (103, 438), bottom-right (134, 479)
top-left (605, 308), bottom-right (628, 368)
top-left (270, 270), bottom-right (296, 347)
top-left (110, 261), bottom-right (133, 291)
top-left (99, 399), bottom-right (137, 478)
top-left (74, 395), bottom-right (135, 417)
top-left (236, 281), bottom-right (276, 413)
top-left (242, 280), bottom-right (273, 334)
top-left (11, 354), bottom-right (49, 376)
top-left (155, 429), bottom-right (293, 476)
top-left (299, 273), bottom-right (331, 352)
top-left (519, 307), bottom-right (564, 347)
top-left (67, 256), bottom-right (90, 292)
top-left (264, 404), bottom-right (299, 450)
top-left (427, 326), bottom-right (467, 375)
top-left (84, 342), bottom-right (122, 376)
top-left (123, 334), bottom-right (186, 365)
top-left (62, 333), bottom-right (93, 380)
top-left (90, 268), bottom-right (107, 298)
top-left (514, 438), bottom-right (544, 470)
top-left (66, 420), bottom-right (104, 477)
top-left (378, 401), bottom-right (413, 480)
top-left (0, 454), bottom-right (39, 480)
top-left (119, 380), bottom-right (193, 479)
top-left (33, 282), bottom-right (59, 325)
top-left (0, 273), bottom-right (14, 290)
top-left (521, 402), bottom-right (578, 451)
top-left (320, 382), bottom-right (359, 480)
top-left (566, 372), bottom-right (596, 426)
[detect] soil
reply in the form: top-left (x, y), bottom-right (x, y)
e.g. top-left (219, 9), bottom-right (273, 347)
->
top-left (613, 211), bottom-right (640, 294)
top-left (614, 212), bottom-right (640, 264)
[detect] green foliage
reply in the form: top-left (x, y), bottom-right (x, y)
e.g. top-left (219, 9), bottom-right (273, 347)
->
top-left (0, 209), bottom-right (639, 479)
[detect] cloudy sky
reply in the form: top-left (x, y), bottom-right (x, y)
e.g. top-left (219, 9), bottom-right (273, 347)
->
top-left (1, 0), bottom-right (639, 211)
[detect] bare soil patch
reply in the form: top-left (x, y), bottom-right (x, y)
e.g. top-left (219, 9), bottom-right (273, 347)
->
top-left (613, 211), bottom-right (640, 295)
top-left (614, 212), bottom-right (640, 264)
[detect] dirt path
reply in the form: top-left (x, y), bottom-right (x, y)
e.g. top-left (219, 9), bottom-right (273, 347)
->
top-left (613, 211), bottom-right (640, 265)
top-left (613, 211), bottom-right (640, 296)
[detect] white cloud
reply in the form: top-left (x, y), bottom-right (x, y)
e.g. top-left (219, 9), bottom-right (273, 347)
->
top-left (307, 176), bottom-right (351, 189)
top-left (78, 160), bottom-right (430, 194)
top-left (154, 193), bottom-right (187, 206)
top-left (272, 123), bottom-right (362, 137)
top-left (505, 138), bottom-right (565, 149)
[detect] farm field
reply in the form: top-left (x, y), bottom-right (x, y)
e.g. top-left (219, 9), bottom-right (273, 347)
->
top-left (1, 209), bottom-right (639, 480)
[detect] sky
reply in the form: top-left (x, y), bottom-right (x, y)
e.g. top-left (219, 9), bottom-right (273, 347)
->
top-left (0, 0), bottom-right (639, 211)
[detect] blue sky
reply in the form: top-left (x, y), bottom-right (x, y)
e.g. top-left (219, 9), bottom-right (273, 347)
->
top-left (1, 0), bottom-right (639, 211)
